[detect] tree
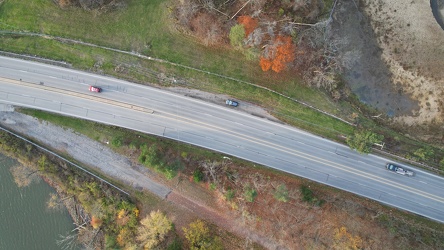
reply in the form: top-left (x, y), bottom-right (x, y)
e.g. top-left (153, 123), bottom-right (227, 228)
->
top-left (413, 147), bottom-right (434, 162)
top-left (346, 130), bottom-right (383, 154)
top-left (90, 215), bottom-right (103, 229)
top-left (183, 220), bottom-right (222, 250)
top-left (10, 164), bottom-right (39, 187)
top-left (237, 15), bottom-right (258, 36)
top-left (137, 210), bottom-right (172, 249)
top-left (229, 24), bottom-right (245, 49)
top-left (260, 36), bottom-right (295, 73)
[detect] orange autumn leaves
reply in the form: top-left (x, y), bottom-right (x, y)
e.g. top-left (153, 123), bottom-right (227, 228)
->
top-left (260, 36), bottom-right (295, 73)
top-left (236, 15), bottom-right (295, 73)
top-left (237, 15), bottom-right (258, 36)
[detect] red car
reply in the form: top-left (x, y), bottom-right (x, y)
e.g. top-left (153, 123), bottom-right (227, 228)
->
top-left (89, 86), bottom-right (102, 93)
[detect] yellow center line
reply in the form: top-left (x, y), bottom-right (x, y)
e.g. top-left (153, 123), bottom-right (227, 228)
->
top-left (0, 77), bottom-right (154, 114)
top-left (6, 77), bottom-right (443, 204)
top-left (155, 107), bottom-right (444, 204)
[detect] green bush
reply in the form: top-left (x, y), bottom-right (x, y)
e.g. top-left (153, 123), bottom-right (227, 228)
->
top-left (138, 154), bottom-right (146, 164)
top-left (413, 147), bottom-right (434, 162)
top-left (300, 185), bottom-right (324, 206)
top-left (300, 185), bottom-right (314, 202)
top-left (129, 141), bottom-right (137, 150)
top-left (243, 186), bottom-right (257, 202)
top-left (225, 189), bottom-right (235, 201)
top-left (274, 184), bottom-right (289, 202)
top-left (229, 24), bottom-right (245, 49)
top-left (111, 137), bottom-right (123, 147)
top-left (193, 169), bottom-right (204, 183)
top-left (346, 130), bottom-right (383, 154)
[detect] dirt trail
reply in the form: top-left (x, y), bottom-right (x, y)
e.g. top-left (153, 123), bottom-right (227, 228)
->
top-left (167, 192), bottom-right (286, 250)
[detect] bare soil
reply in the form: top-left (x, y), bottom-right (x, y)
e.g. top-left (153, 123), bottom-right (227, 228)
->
top-left (332, 0), bottom-right (419, 117)
top-left (360, 0), bottom-right (444, 128)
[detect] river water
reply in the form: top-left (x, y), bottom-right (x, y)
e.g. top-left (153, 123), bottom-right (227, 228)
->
top-left (0, 153), bottom-right (77, 249)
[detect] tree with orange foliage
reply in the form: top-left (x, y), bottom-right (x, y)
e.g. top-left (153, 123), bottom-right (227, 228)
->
top-left (237, 15), bottom-right (258, 37)
top-left (260, 36), bottom-right (295, 73)
top-left (260, 57), bottom-right (272, 71)
top-left (90, 216), bottom-right (103, 229)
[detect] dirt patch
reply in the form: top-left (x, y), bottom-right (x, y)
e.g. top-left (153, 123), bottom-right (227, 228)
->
top-left (360, 0), bottom-right (444, 127)
top-left (332, 0), bottom-right (419, 117)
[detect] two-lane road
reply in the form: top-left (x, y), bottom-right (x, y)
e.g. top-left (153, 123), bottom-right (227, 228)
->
top-left (1, 56), bottom-right (443, 222)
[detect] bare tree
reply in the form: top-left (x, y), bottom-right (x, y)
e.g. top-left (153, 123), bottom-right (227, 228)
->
top-left (57, 232), bottom-right (79, 250)
top-left (249, 172), bottom-right (269, 193)
top-left (201, 160), bottom-right (223, 184)
top-left (176, 0), bottom-right (200, 26)
top-left (9, 164), bottom-right (39, 187)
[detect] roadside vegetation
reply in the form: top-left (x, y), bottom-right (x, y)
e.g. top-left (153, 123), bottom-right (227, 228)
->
top-left (13, 109), bottom-right (444, 249)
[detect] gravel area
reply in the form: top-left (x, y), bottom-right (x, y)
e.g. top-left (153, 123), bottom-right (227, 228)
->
top-left (0, 110), bottom-right (171, 198)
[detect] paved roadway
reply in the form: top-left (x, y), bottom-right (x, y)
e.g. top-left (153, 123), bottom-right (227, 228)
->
top-left (0, 55), bottom-right (443, 223)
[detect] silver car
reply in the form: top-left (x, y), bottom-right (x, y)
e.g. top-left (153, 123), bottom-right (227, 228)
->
top-left (386, 163), bottom-right (414, 176)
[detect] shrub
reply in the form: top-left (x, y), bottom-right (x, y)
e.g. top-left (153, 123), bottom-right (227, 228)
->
top-left (244, 185), bottom-right (257, 202)
top-left (274, 184), bottom-right (289, 202)
top-left (193, 169), bottom-right (204, 183)
top-left (129, 141), bottom-right (137, 150)
top-left (300, 185), bottom-right (324, 206)
top-left (225, 189), bottom-right (235, 201)
top-left (346, 130), bottom-right (383, 154)
top-left (229, 24), bottom-right (245, 48)
top-left (111, 137), bottom-right (123, 147)
top-left (301, 185), bottom-right (314, 202)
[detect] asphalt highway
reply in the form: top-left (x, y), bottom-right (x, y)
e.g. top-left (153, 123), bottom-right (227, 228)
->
top-left (1, 55), bottom-right (443, 223)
